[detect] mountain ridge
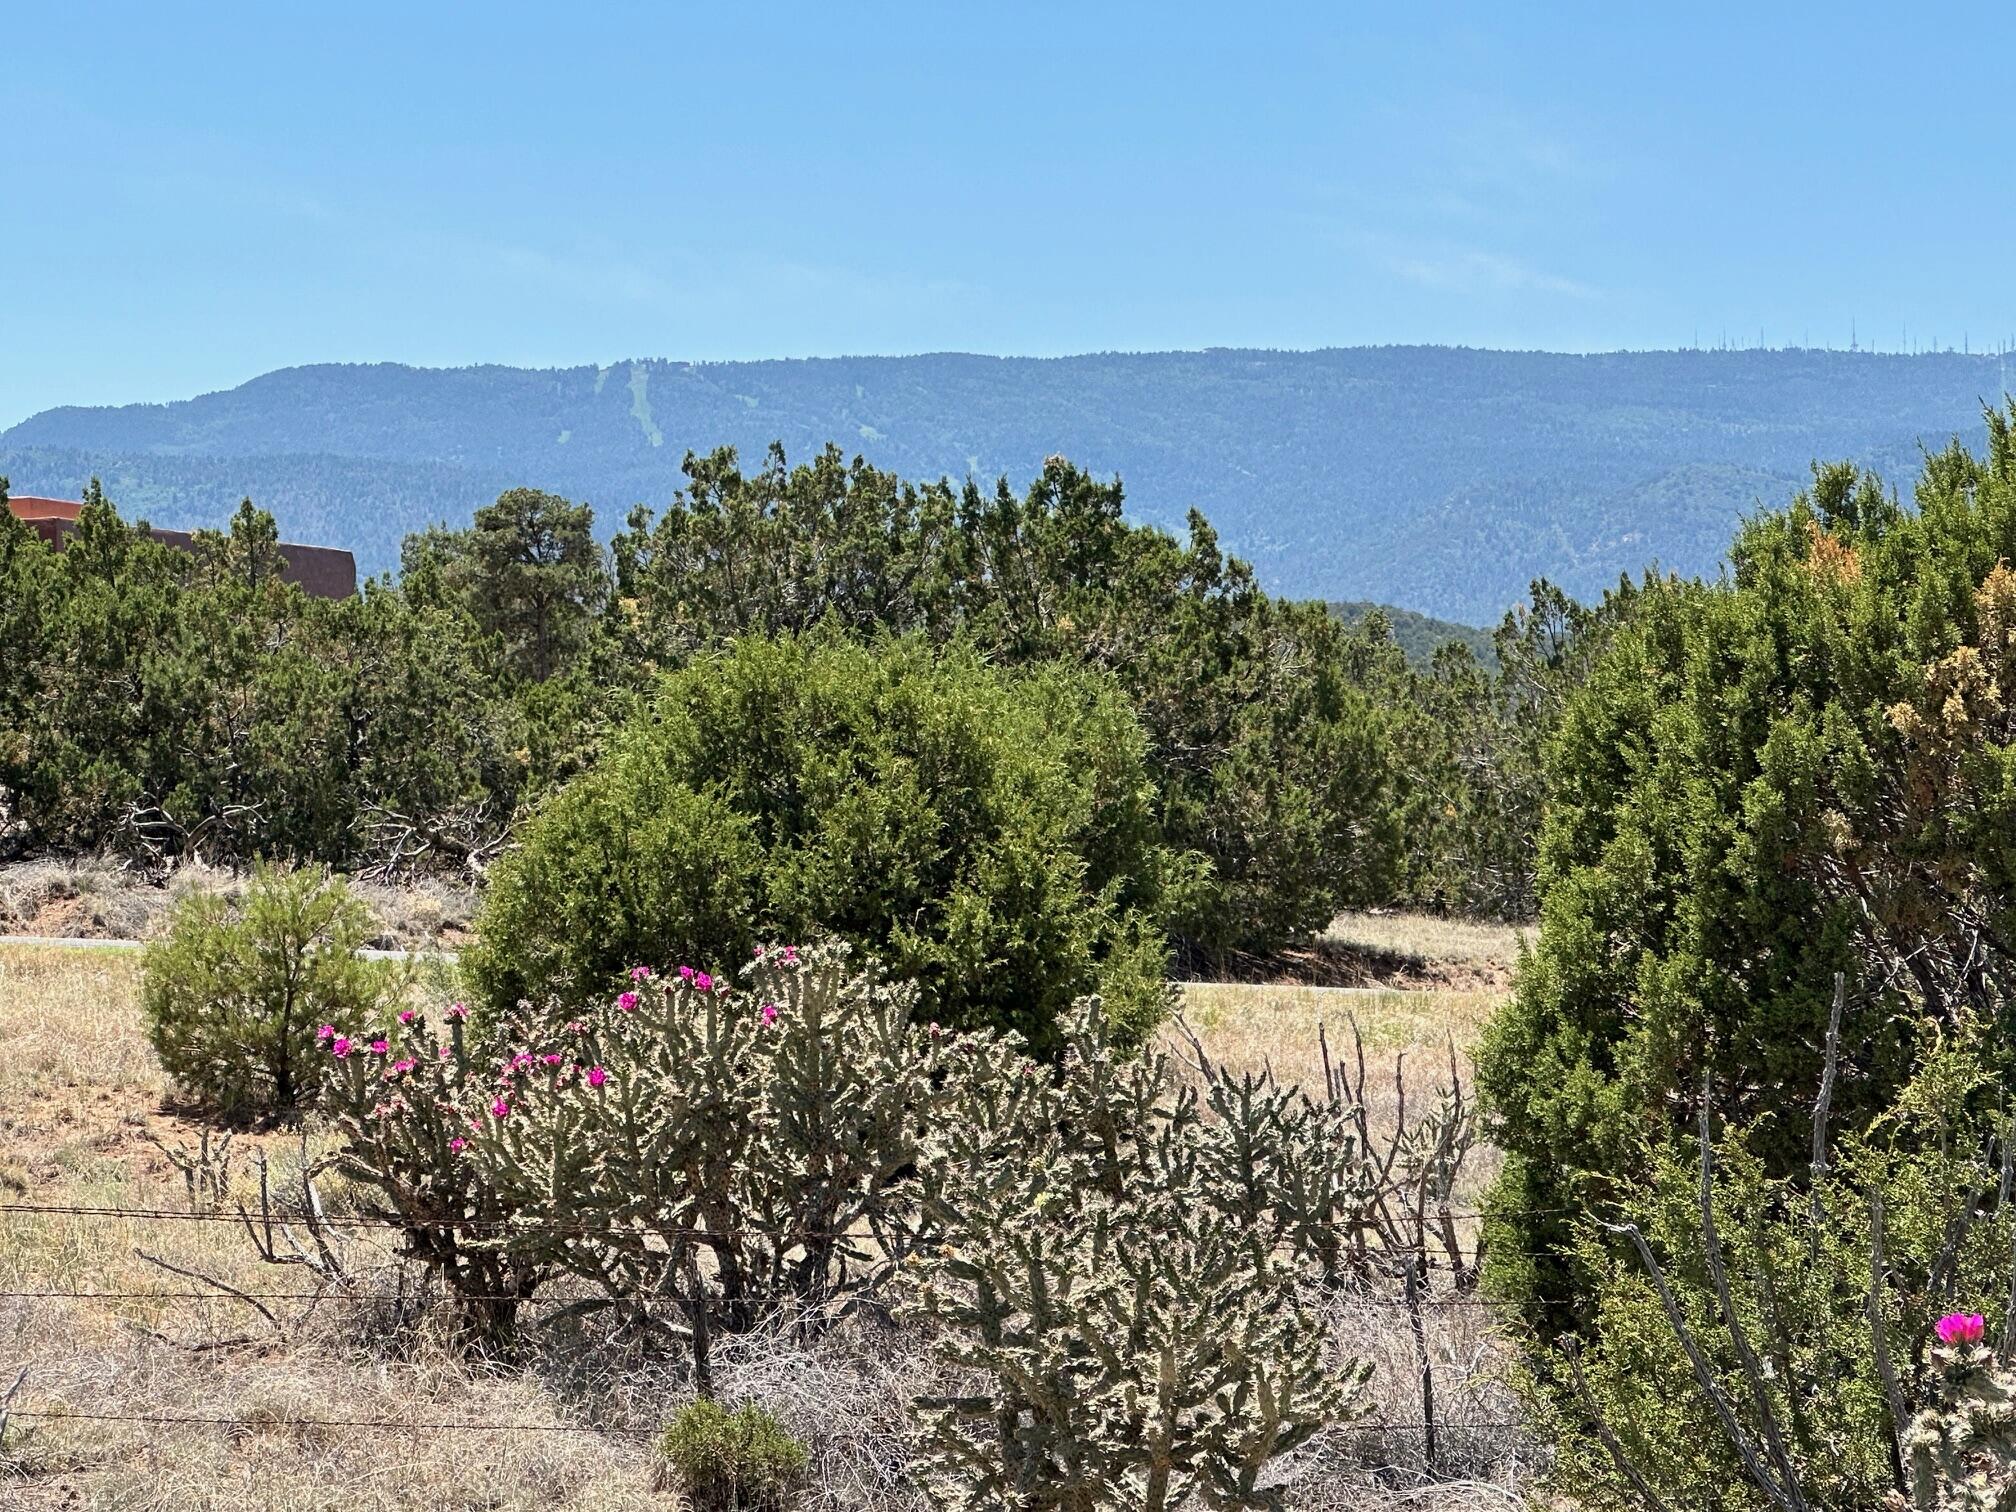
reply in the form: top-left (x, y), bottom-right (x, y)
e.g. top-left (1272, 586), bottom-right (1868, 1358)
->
top-left (5, 346), bottom-right (2009, 621)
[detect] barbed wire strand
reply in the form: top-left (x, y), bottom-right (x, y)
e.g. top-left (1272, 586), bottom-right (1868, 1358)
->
top-left (0, 1198), bottom-right (1581, 1233)
top-left (8, 1405), bottom-right (1521, 1437)
top-left (0, 1285), bottom-right (1564, 1308)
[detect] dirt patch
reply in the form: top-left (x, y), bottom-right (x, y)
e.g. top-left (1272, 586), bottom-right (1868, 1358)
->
top-left (19, 890), bottom-right (102, 939)
top-left (1180, 935), bottom-right (1515, 993)
top-left (0, 858), bottom-right (480, 951)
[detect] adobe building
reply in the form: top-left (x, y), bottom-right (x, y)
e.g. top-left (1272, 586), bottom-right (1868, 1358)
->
top-left (6, 496), bottom-right (357, 599)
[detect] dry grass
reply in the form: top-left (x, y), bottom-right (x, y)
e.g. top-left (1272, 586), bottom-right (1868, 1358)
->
top-left (1182, 910), bottom-right (1525, 993)
top-left (1173, 982), bottom-right (1505, 1210)
top-left (1177, 983), bottom-right (1503, 1076)
top-left (0, 858), bottom-right (478, 951)
top-left (1166, 979), bottom-right (1522, 1501)
top-left (1323, 912), bottom-right (1526, 969)
top-left (0, 945), bottom-right (1536, 1510)
top-left (0, 945), bottom-right (652, 1509)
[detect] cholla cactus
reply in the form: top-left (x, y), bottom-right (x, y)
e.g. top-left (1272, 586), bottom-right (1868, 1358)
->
top-left (1174, 1015), bottom-right (1478, 1287)
top-left (323, 941), bottom-right (948, 1376)
top-left (318, 956), bottom-right (1448, 1498)
top-left (1900, 1314), bottom-right (2016, 1512)
top-left (910, 1001), bottom-right (1371, 1510)
top-left (314, 1001), bottom-right (551, 1350)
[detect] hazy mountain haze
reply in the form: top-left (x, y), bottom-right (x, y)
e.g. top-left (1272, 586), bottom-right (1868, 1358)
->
top-left (6, 345), bottom-right (2005, 622)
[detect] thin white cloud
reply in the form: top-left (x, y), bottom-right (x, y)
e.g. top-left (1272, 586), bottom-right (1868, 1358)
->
top-left (1446, 110), bottom-right (1612, 192)
top-left (1388, 248), bottom-right (1601, 300)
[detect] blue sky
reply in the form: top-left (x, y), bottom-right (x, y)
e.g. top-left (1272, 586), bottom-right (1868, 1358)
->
top-left (3, 1), bottom-right (2012, 428)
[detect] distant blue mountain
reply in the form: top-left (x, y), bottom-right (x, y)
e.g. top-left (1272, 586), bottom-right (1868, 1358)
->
top-left (4, 347), bottom-right (2008, 622)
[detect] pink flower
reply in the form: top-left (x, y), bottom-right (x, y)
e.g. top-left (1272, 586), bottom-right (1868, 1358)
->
top-left (389, 1058), bottom-right (416, 1075)
top-left (490, 1098), bottom-right (510, 1120)
top-left (398, 1009), bottom-right (417, 1024)
top-left (331, 1036), bottom-right (352, 1058)
top-left (448, 1136), bottom-right (467, 1153)
top-left (1938, 1312), bottom-right (1987, 1347)
top-left (512, 1053), bottom-right (534, 1070)
top-left (445, 1003), bottom-right (469, 1021)
top-left (628, 965), bottom-right (654, 982)
top-left (369, 1039), bottom-right (390, 1056)
top-left (678, 965), bottom-right (694, 981)
top-left (616, 991), bottom-right (639, 1012)
top-left (541, 1053), bottom-right (562, 1067)
top-left (782, 946), bottom-right (799, 964)
top-left (565, 1020), bottom-right (588, 1035)
top-left (760, 1003), bottom-right (779, 1026)
top-left (587, 1065), bottom-right (608, 1088)
top-left (694, 973), bottom-right (713, 993)
top-left (753, 944), bottom-right (766, 958)
top-left (438, 1046), bottom-right (452, 1060)
top-left (316, 1024), bottom-right (335, 1041)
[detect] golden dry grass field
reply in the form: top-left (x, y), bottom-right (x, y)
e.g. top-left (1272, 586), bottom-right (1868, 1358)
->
top-left (0, 924), bottom-right (1529, 1511)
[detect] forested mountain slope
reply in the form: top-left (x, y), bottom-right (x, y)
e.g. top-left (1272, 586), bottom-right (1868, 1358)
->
top-left (6, 346), bottom-right (2007, 620)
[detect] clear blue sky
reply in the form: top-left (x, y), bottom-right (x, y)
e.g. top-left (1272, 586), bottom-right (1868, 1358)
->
top-left (4, 1), bottom-right (2012, 428)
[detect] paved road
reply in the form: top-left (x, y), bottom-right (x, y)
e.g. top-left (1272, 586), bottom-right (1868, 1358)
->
top-left (0, 934), bottom-right (459, 962)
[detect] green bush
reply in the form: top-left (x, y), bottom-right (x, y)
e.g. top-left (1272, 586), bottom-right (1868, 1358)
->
top-left (464, 634), bottom-right (1181, 1049)
top-left (1534, 1032), bottom-right (2016, 1511)
top-left (656, 1399), bottom-right (808, 1512)
top-left (609, 450), bottom-right (1414, 959)
top-left (1478, 415), bottom-right (2016, 1333)
top-left (143, 863), bottom-right (406, 1119)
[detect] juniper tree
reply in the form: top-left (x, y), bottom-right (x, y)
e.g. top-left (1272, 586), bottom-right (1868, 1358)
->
top-left (1482, 411), bottom-right (2016, 1337)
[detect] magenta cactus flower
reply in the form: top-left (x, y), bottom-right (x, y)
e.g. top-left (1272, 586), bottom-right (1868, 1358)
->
top-left (587, 1065), bottom-right (608, 1088)
top-left (628, 965), bottom-right (654, 982)
top-left (1938, 1312), bottom-right (1987, 1346)
top-left (398, 1009), bottom-right (418, 1024)
top-left (678, 965), bottom-right (695, 981)
top-left (490, 1097), bottom-right (510, 1120)
top-left (616, 990), bottom-right (639, 1012)
top-left (694, 973), bottom-right (713, 993)
top-left (541, 1053), bottom-right (563, 1067)
top-left (448, 1136), bottom-right (467, 1153)
top-left (445, 1002), bottom-right (469, 1021)
top-left (316, 1023), bottom-right (335, 1041)
top-left (760, 1002), bottom-right (779, 1026)
top-left (369, 1039), bottom-right (390, 1056)
top-left (331, 1035), bottom-right (352, 1058)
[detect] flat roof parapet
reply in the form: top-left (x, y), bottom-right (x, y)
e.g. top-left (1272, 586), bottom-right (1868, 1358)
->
top-left (6, 495), bottom-right (357, 598)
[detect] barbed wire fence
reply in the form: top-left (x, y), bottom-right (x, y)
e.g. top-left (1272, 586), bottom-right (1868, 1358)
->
top-left (0, 1197), bottom-right (1560, 1461)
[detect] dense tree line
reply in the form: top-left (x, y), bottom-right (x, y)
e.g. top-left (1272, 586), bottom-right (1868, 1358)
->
top-left (0, 453), bottom-right (1597, 957)
top-left (0, 484), bottom-right (535, 871)
top-left (8, 347), bottom-right (2001, 615)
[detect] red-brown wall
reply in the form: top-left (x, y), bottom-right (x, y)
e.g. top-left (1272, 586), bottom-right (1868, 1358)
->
top-left (6, 496), bottom-right (357, 599)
